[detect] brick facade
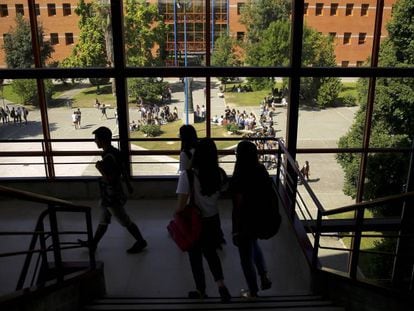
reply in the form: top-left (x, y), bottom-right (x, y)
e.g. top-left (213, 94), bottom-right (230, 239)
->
top-left (0, 0), bottom-right (395, 68)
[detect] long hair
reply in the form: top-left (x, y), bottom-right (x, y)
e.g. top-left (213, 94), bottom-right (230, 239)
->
top-left (232, 140), bottom-right (261, 180)
top-left (191, 138), bottom-right (222, 196)
top-left (179, 125), bottom-right (198, 158)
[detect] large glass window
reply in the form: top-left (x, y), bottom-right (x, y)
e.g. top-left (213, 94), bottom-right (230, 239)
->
top-left (0, 0), bottom-right (411, 202)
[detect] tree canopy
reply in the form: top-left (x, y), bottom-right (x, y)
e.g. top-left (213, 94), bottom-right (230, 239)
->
top-left (337, 0), bottom-right (414, 209)
top-left (241, 2), bottom-right (341, 107)
top-left (3, 14), bottom-right (53, 68)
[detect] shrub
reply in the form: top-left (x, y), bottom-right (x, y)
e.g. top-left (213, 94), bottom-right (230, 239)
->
top-left (342, 94), bottom-right (357, 107)
top-left (226, 122), bottom-right (239, 134)
top-left (140, 124), bottom-right (162, 137)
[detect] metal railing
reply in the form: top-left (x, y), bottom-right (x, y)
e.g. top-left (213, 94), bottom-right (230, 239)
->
top-left (0, 185), bottom-right (95, 292)
top-left (274, 138), bottom-right (414, 293)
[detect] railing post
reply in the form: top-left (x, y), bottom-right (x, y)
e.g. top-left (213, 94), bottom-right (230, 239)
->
top-left (349, 205), bottom-right (364, 279)
top-left (48, 204), bottom-right (64, 282)
top-left (312, 209), bottom-right (323, 269)
top-left (85, 208), bottom-right (96, 270)
top-left (276, 146), bottom-right (282, 189)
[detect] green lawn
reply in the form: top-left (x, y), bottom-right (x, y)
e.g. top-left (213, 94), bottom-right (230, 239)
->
top-left (130, 120), bottom-right (241, 151)
top-left (2, 84), bottom-right (21, 104)
top-left (340, 82), bottom-right (358, 98)
top-left (71, 84), bottom-right (116, 108)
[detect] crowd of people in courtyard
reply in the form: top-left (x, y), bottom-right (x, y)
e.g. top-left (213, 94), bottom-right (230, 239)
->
top-left (0, 105), bottom-right (29, 125)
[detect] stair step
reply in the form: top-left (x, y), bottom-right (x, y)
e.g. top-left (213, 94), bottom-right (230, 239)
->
top-left (84, 295), bottom-right (344, 311)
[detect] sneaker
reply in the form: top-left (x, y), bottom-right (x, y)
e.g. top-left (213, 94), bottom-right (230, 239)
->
top-left (240, 289), bottom-right (258, 300)
top-left (218, 286), bottom-right (231, 303)
top-left (127, 240), bottom-right (147, 254)
top-left (260, 276), bottom-right (272, 290)
top-left (188, 290), bottom-right (207, 299)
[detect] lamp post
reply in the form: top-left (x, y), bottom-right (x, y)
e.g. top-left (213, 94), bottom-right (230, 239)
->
top-left (177, 0), bottom-right (193, 124)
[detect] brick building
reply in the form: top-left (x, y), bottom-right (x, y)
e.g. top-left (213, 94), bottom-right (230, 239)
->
top-left (0, 0), bottom-right (395, 68)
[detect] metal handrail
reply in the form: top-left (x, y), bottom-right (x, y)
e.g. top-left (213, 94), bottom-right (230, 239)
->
top-left (274, 138), bottom-right (414, 292)
top-left (0, 185), bottom-right (95, 292)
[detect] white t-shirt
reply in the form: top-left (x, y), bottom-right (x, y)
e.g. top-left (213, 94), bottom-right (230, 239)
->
top-left (176, 170), bottom-right (221, 218)
top-left (178, 149), bottom-right (194, 172)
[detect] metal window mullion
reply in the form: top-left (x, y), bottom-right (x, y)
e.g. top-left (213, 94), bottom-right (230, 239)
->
top-left (110, 1), bottom-right (131, 176)
top-left (286, 0), bottom-right (304, 212)
top-left (28, 0), bottom-right (55, 178)
top-left (205, 0), bottom-right (211, 136)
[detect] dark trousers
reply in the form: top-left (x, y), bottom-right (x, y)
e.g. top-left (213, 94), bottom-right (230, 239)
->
top-left (188, 214), bottom-right (224, 293)
top-left (238, 238), bottom-right (267, 295)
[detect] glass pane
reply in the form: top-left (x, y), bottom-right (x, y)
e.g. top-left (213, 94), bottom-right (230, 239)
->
top-left (298, 77), bottom-right (363, 149)
top-left (0, 79), bottom-right (43, 138)
top-left (303, 1), bottom-right (375, 67)
top-left (47, 78), bottom-right (117, 139)
top-left (54, 155), bottom-right (100, 177)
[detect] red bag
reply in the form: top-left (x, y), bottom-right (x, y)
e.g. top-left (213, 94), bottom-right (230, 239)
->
top-left (168, 169), bottom-right (202, 251)
top-left (167, 204), bottom-right (202, 251)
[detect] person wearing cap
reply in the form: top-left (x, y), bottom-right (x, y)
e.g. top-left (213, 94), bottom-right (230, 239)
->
top-left (79, 126), bottom-right (147, 254)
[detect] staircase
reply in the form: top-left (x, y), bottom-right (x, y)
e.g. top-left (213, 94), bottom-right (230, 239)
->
top-left (84, 294), bottom-right (344, 310)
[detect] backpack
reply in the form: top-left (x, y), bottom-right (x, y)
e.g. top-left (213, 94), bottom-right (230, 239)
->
top-left (251, 179), bottom-right (282, 240)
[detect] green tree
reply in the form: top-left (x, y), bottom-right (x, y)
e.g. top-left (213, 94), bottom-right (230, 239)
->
top-left (212, 34), bottom-right (239, 89)
top-left (2, 14), bottom-right (54, 68)
top-left (243, 16), bottom-right (341, 106)
top-left (12, 79), bottom-right (54, 105)
top-left (124, 0), bottom-right (167, 67)
top-left (240, 0), bottom-right (291, 43)
top-left (337, 0), bottom-right (414, 208)
top-left (61, 0), bottom-right (107, 68)
top-left (128, 78), bottom-right (168, 105)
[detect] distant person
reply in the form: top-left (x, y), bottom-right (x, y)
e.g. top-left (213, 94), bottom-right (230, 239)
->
top-left (23, 107), bottom-right (29, 124)
top-left (101, 104), bottom-right (108, 119)
top-left (300, 160), bottom-right (310, 181)
top-left (175, 138), bottom-right (231, 302)
top-left (178, 124), bottom-right (198, 173)
top-left (78, 126), bottom-right (147, 254)
top-left (72, 111), bottom-right (79, 129)
top-left (230, 140), bottom-right (272, 299)
top-left (95, 98), bottom-right (101, 109)
top-left (76, 108), bottom-right (82, 128)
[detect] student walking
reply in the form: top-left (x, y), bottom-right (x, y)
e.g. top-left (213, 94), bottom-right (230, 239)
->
top-left (175, 138), bottom-right (231, 302)
top-left (78, 126), bottom-right (147, 254)
top-left (230, 140), bottom-right (272, 299)
top-left (178, 124), bottom-right (198, 173)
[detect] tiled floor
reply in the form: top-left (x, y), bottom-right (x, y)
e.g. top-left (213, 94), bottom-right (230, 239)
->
top-left (0, 199), bottom-right (313, 299)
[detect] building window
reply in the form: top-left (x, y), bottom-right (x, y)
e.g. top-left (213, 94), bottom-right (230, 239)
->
top-left (65, 32), bottom-right (74, 45)
top-left (50, 32), bottom-right (59, 45)
top-left (15, 4), bottom-right (24, 16)
top-left (50, 33), bottom-right (59, 45)
top-left (330, 3), bottom-right (338, 16)
top-left (361, 4), bottom-right (369, 16)
top-left (47, 3), bottom-right (56, 16)
top-left (343, 32), bottom-right (351, 44)
top-left (35, 4), bottom-right (40, 16)
top-left (345, 3), bottom-right (354, 16)
top-left (62, 3), bottom-right (71, 16)
top-left (237, 3), bottom-right (245, 15)
top-left (0, 4), bottom-right (8, 17)
top-left (341, 61), bottom-right (349, 67)
top-left (358, 32), bottom-right (367, 44)
top-left (329, 32), bottom-right (337, 39)
top-left (316, 3), bottom-right (323, 16)
top-left (304, 3), bottom-right (309, 15)
top-left (356, 61), bottom-right (364, 67)
top-left (236, 32), bottom-right (245, 41)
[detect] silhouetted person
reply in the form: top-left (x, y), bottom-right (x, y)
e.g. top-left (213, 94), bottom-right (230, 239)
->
top-left (175, 138), bottom-right (231, 302)
top-left (230, 140), bottom-right (272, 298)
top-left (78, 126), bottom-right (147, 254)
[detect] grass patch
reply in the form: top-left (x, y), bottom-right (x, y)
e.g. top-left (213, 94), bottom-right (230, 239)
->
top-left (71, 84), bottom-right (116, 108)
top-left (224, 90), bottom-right (269, 107)
top-left (339, 82), bottom-right (358, 98)
top-left (130, 120), bottom-right (241, 151)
